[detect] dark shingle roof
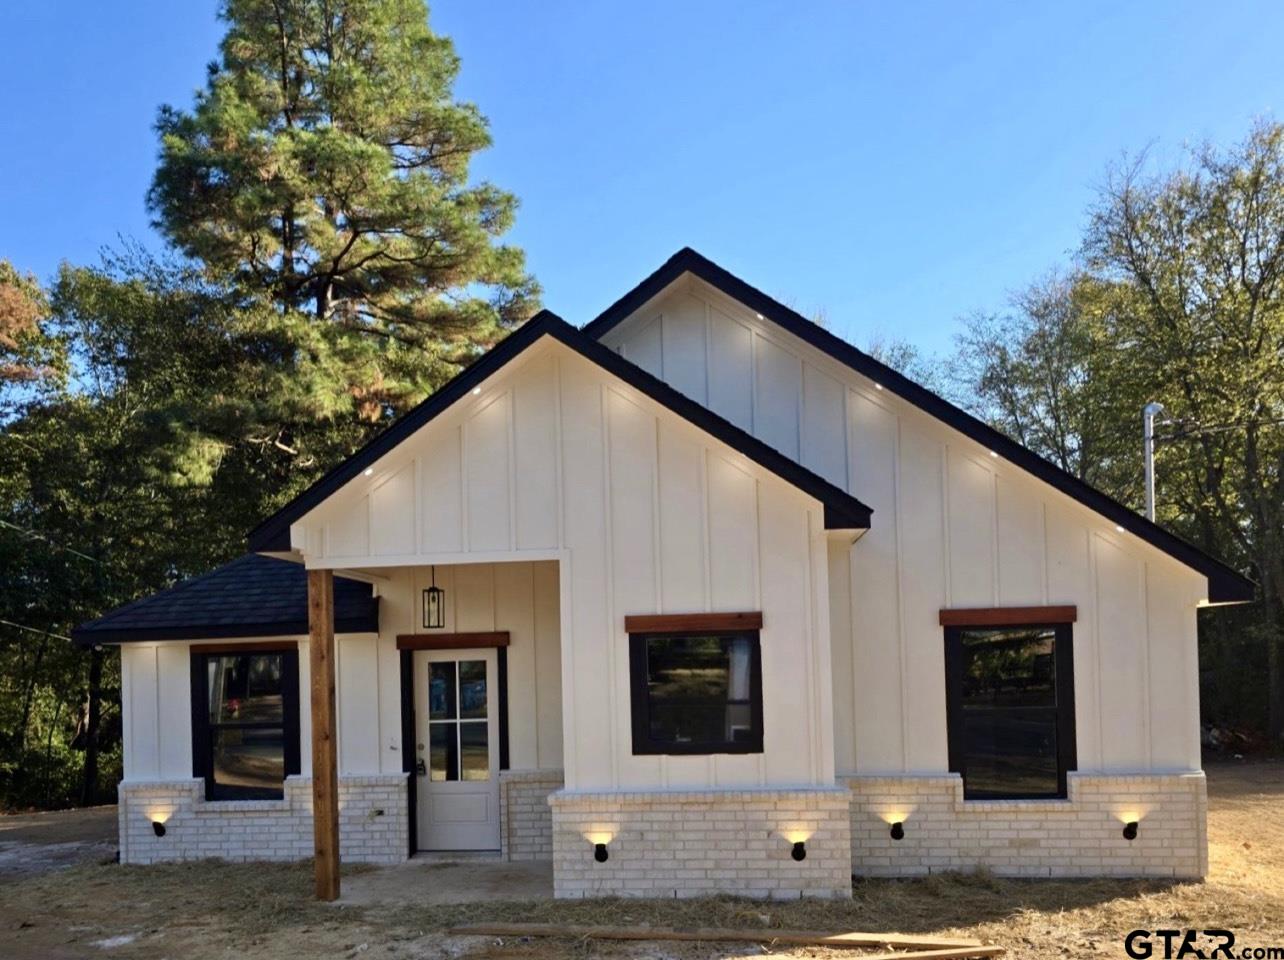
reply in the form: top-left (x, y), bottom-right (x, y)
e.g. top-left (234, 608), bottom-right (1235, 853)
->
top-left (71, 554), bottom-right (379, 646)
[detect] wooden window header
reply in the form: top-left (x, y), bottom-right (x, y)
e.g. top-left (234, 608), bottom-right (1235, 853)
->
top-left (396, 631), bottom-right (510, 651)
top-left (624, 612), bottom-right (763, 634)
top-left (190, 640), bottom-right (300, 655)
top-left (939, 605), bottom-right (1077, 628)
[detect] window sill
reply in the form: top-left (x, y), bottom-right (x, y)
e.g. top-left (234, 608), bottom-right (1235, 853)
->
top-left (957, 796), bottom-right (1071, 811)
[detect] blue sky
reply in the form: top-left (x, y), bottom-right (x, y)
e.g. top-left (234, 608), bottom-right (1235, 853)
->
top-left (3, 1), bottom-right (1283, 353)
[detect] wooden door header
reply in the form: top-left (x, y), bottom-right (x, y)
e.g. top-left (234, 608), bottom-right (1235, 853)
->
top-left (396, 631), bottom-right (511, 651)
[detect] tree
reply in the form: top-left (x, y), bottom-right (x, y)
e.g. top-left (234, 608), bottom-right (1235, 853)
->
top-left (149, 0), bottom-right (538, 427)
top-left (950, 273), bottom-right (1141, 493)
top-left (949, 123), bottom-right (1283, 742)
top-left (1083, 124), bottom-right (1284, 737)
top-left (0, 261), bottom-right (64, 416)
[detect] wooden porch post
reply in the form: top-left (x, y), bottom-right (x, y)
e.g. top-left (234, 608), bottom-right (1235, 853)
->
top-left (307, 568), bottom-right (340, 901)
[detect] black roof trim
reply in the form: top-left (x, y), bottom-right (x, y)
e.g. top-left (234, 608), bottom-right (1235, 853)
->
top-left (247, 311), bottom-right (872, 553)
top-left (583, 248), bottom-right (1255, 605)
top-left (72, 554), bottom-right (379, 647)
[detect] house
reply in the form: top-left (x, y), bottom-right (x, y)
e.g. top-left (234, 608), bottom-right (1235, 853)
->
top-left (74, 249), bottom-right (1253, 900)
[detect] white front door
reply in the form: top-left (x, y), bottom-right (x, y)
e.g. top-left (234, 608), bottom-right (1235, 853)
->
top-left (414, 649), bottom-right (501, 851)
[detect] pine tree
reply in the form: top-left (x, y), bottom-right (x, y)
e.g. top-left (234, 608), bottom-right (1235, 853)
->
top-left (149, 0), bottom-right (538, 422)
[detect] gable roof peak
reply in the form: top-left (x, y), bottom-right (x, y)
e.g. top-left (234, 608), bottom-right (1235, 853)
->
top-left (582, 248), bottom-right (1255, 605)
top-left (246, 299), bottom-right (872, 552)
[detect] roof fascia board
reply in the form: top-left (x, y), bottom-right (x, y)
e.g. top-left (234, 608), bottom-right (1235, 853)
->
top-left (71, 618), bottom-right (379, 647)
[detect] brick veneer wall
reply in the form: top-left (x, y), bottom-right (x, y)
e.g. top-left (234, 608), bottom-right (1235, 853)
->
top-left (117, 774), bottom-right (409, 865)
top-left (846, 772), bottom-right (1207, 878)
top-left (549, 787), bottom-right (852, 899)
top-left (500, 769), bottom-right (563, 861)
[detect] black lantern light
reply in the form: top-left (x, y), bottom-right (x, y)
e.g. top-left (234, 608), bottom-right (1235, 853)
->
top-left (422, 566), bottom-right (445, 629)
top-left (1122, 821), bottom-right (1139, 841)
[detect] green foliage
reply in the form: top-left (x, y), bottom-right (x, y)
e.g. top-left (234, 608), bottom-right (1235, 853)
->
top-left (150, 0), bottom-right (538, 423)
top-left (0, 0), bottom-right (537, 809)
top-left (950, 123), bottom-right (1284, 741)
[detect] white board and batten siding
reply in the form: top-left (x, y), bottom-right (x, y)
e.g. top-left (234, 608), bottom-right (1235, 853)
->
top-left (600, 275), bottom-right (1208, 777)
top-left (119, 560), bottom-right (561, 784)
top-left (288, 340), bottom-right (837, 792)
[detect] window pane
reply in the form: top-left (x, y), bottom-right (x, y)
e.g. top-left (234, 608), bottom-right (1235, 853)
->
top-left (429, 723), bottom-right (457, 781)
top-left (211, 727), bottom-right (284, 798)
top-left (953, 626), bottom-right (1065, 798)
top-left (208, 654), bottom-right (284, 724)
top-left (961, 708), bottom-right (1059, 797)
top-left (460, 723), bottom-right (489, 780)
top-left (429, 662), bottom-right (457, 721)
top-left (458, 660), bottom-right (487, 719)
top-left (644, 635), bottom-right (754, 745)
top-left (959, 628), bottom-right (1056, 708)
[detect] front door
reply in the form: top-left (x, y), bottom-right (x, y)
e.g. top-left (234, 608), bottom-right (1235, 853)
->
top-left (414, 649), bottom-right (501, 850)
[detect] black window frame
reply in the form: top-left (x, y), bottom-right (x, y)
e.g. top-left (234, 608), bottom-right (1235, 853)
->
top-left (944, 621), bottom-right (1077, 801)
top-left (190, 645), bottom-right (301, 801)
top-left (628, 629), bottom-right (764, 756)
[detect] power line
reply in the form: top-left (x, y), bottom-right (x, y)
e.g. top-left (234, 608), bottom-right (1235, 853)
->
top-left (0, 619), bottom-right (72, 643)
top-left (1156, 415), bottom-right (1284, 443)
top-left (0, 518), bottom-right (101, 564)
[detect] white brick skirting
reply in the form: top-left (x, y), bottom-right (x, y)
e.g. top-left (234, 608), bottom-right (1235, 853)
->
top-left (500, 769), bottom-right (563, 861)
top-left (549, 787), bottom-right (853, 900)
top-left (117, 774), bottom-right (409, 865)
top-left (845, 771), bottom-right (1208, 879)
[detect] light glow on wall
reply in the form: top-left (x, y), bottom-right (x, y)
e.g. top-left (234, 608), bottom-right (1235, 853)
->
top-left (779, 826), bottom-right (814, 844)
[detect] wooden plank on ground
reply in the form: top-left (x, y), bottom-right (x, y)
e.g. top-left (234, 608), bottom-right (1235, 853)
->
top-left (447, 922), bottom-right (1002, 956)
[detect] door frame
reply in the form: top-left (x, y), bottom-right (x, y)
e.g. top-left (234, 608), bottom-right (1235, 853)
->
top-left (397, 637), bottom-right (509, 856)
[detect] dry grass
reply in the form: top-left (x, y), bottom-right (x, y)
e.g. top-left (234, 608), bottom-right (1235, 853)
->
top-left (2, 762), bottom-right (1282, 959)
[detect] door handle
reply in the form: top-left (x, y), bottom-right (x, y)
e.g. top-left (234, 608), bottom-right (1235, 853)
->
top-left (416, 758), bottom-right (427, 776)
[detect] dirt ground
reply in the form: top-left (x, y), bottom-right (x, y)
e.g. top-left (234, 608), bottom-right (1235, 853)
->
top-left (1, 762), bottom-right (1282, 959)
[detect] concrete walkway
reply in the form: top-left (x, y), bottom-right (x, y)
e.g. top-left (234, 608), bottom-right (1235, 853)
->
top-left (339, 855), bottom-right (553, 906)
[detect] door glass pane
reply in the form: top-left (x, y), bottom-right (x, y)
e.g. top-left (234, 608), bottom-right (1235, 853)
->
top-left (211, 727), bottom-right (285, 797)
top-left (429, 662), bottom-right (457, 720)
top-left (458, 660), bottom-right (487, 719)
top-left (208, 654), bottom-right (284, 724)
top-left (460, 723), bottom-right (489, 781)
top-left (429, 723), bottom-right (457, 781)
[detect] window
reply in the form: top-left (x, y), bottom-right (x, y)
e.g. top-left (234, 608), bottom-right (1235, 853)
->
top-left (628, 630), bottom-right (763, 755)
top-left (191, 647), bottom-right (301, 800)
top-left (944, 622), bottom-right (1076, 799)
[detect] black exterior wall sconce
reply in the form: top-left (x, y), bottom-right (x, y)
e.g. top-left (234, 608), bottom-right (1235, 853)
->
top-left (152, 820), bottom-right (167, 838)
top-left (1122, 821), bottom-right (1139, 841)
top-left (791, 840), bottom-right (807, 861)
top-left (594, 842), bottom-right (609, 863)
top-left (890, 821), bottom-right (905, 841)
